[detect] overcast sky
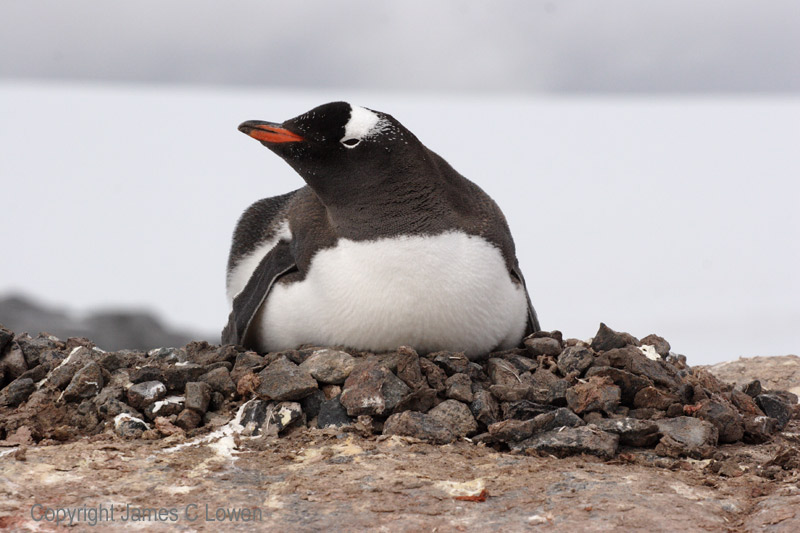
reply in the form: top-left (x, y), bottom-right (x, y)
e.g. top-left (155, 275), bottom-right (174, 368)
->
top-left (1, 2), bottom-right (798, 364)
top-left (1, 0), bottom-right (799, 93)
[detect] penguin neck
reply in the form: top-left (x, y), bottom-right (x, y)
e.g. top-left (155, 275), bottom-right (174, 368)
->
top-left (314, 173), bottom-right (457, 239)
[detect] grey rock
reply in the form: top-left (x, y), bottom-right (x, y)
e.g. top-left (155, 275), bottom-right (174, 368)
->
top-left (126, 380), bottom-right (167, 410)
top-left (268, 402), bottom-right (304, 433)
top-left (445, 373), bottom-right (474, 403)
top-left (339, 362), bottom-right (410, 416)
top-left (114, 414), bottom-right (149, 437)
top-left (382, 411), bottom-right (456, 444)
top-left (593, 417), bottom-right (660, 447)
top-left (515, 425), bottom-right (619, 459)
top-left (63, 361), bottom-right (105, 402)
top-left (0, 377), bottom-right (35, 406)
top-left (299, 349), bottom-right (356, 384)
top-left (743, 415), bottom-right (779, 444)
top-left (470, 390), bottom-right (501, 426)
top-left (98, 351), bottom-right (139, 372)
top-left (529, 407), bottom-right (586, 433)
top-left (300, 389), bottom-right (326, 420)
top-left (490, 408), bottom-right (584, 443)
top-left (655, 416), bottom-right (718, 459)
top-left (394, 388), bottom-right (437, 413)
top-left (755, 394), bottom-right (792, 430)
top-left (501, 400), bottom-right (555, 420)
top-left (239, 399), bottom-right (270, 436)
top-left (16, 333), bottom-right (62, 368)
top-left (163, 363), bottom-right (206, 391)
top-left (230, 352), bottom-right (266, 384)
top-left (0, 324), bottom-right (13, 354)
top-left (502, 353), bottom-right (538, 373)
top-left (143, 395), bottom-right (184, 419)
top-left (524, 337), bottom-right (562, 357)
top-left (557, 346), bottom-right (594, 376)
top-left (488, 418), bottom-right (537, 442)
top-left (185, 381), bottom-right (212, 413)
top-left (18, 363), bottom-right (48, 383)
top-left (130, 366), bottom-right (165, 384)
top-left (98, 397), bottom-right (141, 419)
top-left (199, 367), bottom-right (237, 398)
top-left (694, 400), bottom-right (744, 443)
top-left (547, 379), bottom-right (570, 406)
top-left (741, 380), bottom-right (762, 398)
top-left (487, 357), bottom-right (522, 386)
top-left (0, 342), bottom-right (27, 381)
top-left (428, 399), bottom-right (478, 437)
top-left (590, 323), bottom-right (630, 352)
top-left (318, 394), bottom-right (353, 428)
top-left (147, 347), bottom-right (188, 364)
top-left (256, 356), bottom-right (318, 401)
top-left (640, 334), bottom-right (671, 358)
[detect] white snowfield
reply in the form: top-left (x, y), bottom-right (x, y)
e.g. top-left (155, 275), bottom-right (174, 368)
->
top-left (1, 81), bottom-right (798, 364)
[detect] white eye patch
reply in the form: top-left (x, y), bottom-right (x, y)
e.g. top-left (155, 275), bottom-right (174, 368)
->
top-left (340, 105), bottom-right (388, 147)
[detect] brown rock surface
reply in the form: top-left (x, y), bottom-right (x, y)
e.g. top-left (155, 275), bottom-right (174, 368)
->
top-left (1, 323), bottom-right (799, 531)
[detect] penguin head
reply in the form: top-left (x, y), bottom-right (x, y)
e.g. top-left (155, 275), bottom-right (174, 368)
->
top-left (239, 102), bottom-right (421, 202)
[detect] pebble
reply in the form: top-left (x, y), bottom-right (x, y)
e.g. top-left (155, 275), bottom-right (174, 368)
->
top-left (0, 377), bottom-right (35, 407)
top-left (755, 394), bottom-right (792, 430)
top-left (199, 367), bottom-right (237, 398)
top-left (694, 399), bottom-right (744, 443)
top-left (62, 362), bottom-right (105, 402)
top-left (590, 323), bottom-right (630, 352)
top-left (565, 376), bottom-right (621, 414)
top-left (185, 381), bottom-right (212, 414)
top-left (445, 373), bottom-right (474, 403)
top-left (114, 413), bottom-right (149, 437)
top-left (592, 417), bottom-right (660, 447)
top-left (396, 348), bottom-right (426, 390)
top-left (470, 390), bottom-right (501, 426)
top-left (524, 337), bottom-right (562, 357)
top-left (318, 394), bottom-right (353, 428)
top-left (516, 425), bottom-right (619, 459)
top-left (175, 409), bottom-right (202, 430)
top-left (299, 349), bottom-right (356, 384)
top-left (655, 416), bottom-right (718, 459)
top-left (633, 386), bottom-right (679, 410)
top-left (428, 399), bottom-right (478, 437)
top-left (557, 346), bottom-right (594, 376)
top-left (126, 381), bottom-right (167, 410)
top-left (382, 411), bottom-right (456, 444)
top-left (256, 356), bottom-right (318, 401)
top-left (340, 361), bottom-right (410, 416)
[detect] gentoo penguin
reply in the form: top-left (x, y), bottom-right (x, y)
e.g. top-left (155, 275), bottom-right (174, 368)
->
top-left (222, 102), bottom-right (540, 359)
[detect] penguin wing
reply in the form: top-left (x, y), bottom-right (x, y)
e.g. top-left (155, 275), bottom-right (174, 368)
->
top-left (511, 264), bottom-right (541, 336)
top-left (221, 240), bottom-right (297, 346)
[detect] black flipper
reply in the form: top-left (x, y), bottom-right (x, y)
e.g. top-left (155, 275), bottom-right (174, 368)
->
top-left (221, 240), bottom-right (297, 346)
top-left (511, 265), bottom-right (541, 336)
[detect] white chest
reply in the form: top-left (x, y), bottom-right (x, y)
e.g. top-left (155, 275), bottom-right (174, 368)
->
top-left (250, 231), bottom-right (528, 357)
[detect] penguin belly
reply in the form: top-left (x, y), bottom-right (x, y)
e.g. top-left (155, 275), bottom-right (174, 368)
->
top-left (250, 231), bottom-right (528, 358)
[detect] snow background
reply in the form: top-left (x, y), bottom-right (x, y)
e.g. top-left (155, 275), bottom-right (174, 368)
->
top-left (1, 1), bottom-right (798, 364)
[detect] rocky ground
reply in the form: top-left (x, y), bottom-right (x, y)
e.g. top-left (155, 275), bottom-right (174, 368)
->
top-left (0, 323), bottom-right (798, 532)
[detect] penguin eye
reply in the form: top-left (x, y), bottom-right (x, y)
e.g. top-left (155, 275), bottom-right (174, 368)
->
top-left (341, 138), bottom-right (361, 148)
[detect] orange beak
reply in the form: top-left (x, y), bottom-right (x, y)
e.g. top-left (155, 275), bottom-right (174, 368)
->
top-left (238, 120), bottom-right (304, 143)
